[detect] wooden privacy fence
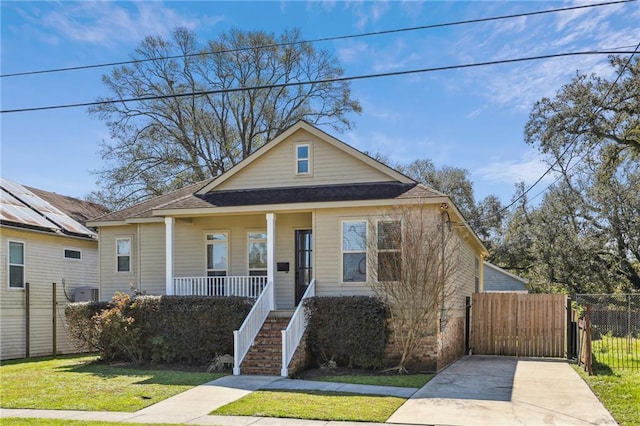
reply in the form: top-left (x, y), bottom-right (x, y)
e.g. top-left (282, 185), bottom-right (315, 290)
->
top-left (471, 293), bottom-right (567, 358)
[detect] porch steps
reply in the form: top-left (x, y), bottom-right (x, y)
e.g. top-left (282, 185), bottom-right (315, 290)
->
top-left (241, 313), bottom-right (291, 375)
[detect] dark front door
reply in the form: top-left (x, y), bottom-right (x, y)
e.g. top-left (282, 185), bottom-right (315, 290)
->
top-left (295, 229), bottom-right (312, 306)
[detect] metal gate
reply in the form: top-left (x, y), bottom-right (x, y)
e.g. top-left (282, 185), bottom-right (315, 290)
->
top-left (575, 294), bottom-right (640, 371)
top-left (470, 293), bottom-right (567, 357)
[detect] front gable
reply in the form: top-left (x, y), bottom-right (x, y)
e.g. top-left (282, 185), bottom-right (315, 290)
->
top-left (197, 122), bottom-right (413, 194)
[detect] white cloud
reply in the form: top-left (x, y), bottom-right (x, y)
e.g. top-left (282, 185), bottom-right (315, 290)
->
top-left (345, 0), bottom-right (389, 30)
top-left (477, 149), bottom-right (557, 186)
top-left (29, 2), bottom-right (224, 48)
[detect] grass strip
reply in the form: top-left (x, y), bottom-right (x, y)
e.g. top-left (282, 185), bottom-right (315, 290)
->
top-left (0, 355), bottom-right (225, 412)
top-left (211, 389), bottom-right (406, 422)
top-left (574, 366), bottom-right (640, 426)
top-left (306, 373), bottom-right (433, 388)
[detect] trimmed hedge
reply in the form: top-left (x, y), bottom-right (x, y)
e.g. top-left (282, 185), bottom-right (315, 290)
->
top-left (303, 296), bottom-right (389, 369)
top-left (65, 294), bottom-right (253, 365)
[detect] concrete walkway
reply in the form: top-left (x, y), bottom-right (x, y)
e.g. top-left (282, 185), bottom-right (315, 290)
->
top-left (1, 356), bottom-right (617, 425)
top-left (0, 375), bottom-right (417, 425)
top-left (388, 355), bottom-right (617, 426)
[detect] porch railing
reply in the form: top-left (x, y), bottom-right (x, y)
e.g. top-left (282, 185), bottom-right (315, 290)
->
top-left (233, 280), bottom-right (273, 375)
top-left (281, 279), bottom-right (316, 377)
top-left (173, 276), bottom-right (267, 298)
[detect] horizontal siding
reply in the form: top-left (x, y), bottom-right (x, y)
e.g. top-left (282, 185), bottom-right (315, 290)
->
top-left (98, 225), bottom-right (137, 300)
top-left (314, 206), bottom-right (482, 315)
top-left (139, 223), bottom-right (165, 295)
top-left (314, 207), bottom-right (380, 298)
top-left (1, 227), bottom-right (98, 360)
top-left (217, 129), bottom-right (393, 190)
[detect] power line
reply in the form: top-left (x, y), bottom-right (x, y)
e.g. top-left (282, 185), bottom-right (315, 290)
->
top-left (1, 0), bottom-right (634, 79)
top-left (1, 49), bottom-right (634, 114)
top-left (482, 42), bottom-right (640, 221)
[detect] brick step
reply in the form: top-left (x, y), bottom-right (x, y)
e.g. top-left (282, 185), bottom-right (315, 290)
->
top-left (241, 367), bottom-right (281, 375)
top-left (247, 345), bottom-right (282, 356)
top-left (242, 359), bottom-right (281, 367)
top-left (240, 314), bottom-right (291, 375)
top-left (252, 337), bottom-right (282, 344)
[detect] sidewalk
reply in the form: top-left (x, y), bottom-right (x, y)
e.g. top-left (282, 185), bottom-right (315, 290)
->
top-left (0, 375), bottom-right (418, 425)
top-left (1, 356), bottom-right (617, 425)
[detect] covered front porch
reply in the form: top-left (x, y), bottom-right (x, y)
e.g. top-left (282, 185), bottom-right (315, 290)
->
top-left (162, 211), bottom-right (313, 309)
top-left (161, 210), bottom-right (315, 376)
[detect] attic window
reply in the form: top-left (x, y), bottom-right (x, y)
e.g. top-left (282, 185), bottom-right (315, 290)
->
top-left (296, 144), bottom-right (311, 175)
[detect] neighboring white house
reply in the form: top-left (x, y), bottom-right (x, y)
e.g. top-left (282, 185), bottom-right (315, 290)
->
top-left (483, 261), bottom-right (529, 293)
top-left (88, 121), bottom-right (489, 374)
top-left (0, 178), bottom-right (108, 360)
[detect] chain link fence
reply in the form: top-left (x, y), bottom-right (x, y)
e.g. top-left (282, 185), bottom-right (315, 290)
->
top-left (575, 294), bottom-right (640, 371)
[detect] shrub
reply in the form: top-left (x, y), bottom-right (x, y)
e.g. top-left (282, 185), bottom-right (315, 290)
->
top-left (135, 296), bottom-right (253, 364)
top-left (65, 294), bottom-right (253, 365)
top-left (65, 300), bottom-right (110, 353)
top-left (304, 296), bottom-right (389, 369)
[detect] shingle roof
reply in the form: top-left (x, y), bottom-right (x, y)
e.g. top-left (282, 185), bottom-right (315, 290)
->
top-left (91, 182), bottom-right (444, 222)
top-left (92, 179), bottom-right (214, 222)
top-left (0, 178), bottom-right (108, 239)
top-left (198, 182), bottom-right (440, 207)
top-left (26, 186), bottom-right (109, 225)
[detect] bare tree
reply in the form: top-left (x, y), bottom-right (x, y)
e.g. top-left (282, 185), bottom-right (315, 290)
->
top-left (89, 27), bottom-right (361, 210)
top-left (369, 205), bottom-right (460, 373)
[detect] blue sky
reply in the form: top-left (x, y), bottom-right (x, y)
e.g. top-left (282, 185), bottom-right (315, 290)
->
top-left (1, 1), bottom-right (638, 206)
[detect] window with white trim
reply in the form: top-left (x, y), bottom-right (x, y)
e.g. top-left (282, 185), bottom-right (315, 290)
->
top-left (248, 232), bottom-right (267, 276)
top-left (342, 221), bottom-right (367, 282)
top-left (206, 232), bottom-right (228, 277)
top-left (116, 238), bottom-right (131, 272)
top-left (8, 241), bottom-right (25, 289)
top-left (296, 143), bottom-right (310, 175)
top-left (64, 249), bottom-right (82, 260)
top-left (377, 220), bottom-right (402, 282)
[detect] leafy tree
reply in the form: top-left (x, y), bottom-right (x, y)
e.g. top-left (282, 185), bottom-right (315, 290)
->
top-left (494, 55), bottom-right (640, 293)
top-left (397, 159), bottom-right (504, 243)
top-left (90, 27), bottom-right (361, 209)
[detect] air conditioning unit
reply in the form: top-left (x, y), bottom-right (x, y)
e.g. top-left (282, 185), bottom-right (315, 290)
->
top-left (74, 286), bottom-right (99, 302)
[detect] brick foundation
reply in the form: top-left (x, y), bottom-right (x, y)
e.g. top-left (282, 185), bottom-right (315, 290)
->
top-left (384, 315), bottom-right (467, 372)
top-left (437, 316), bottom-right (465, 371)
top-left (286, 331), bottom-right (313, 377)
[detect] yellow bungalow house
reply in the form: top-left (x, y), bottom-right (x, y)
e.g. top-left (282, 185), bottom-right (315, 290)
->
top-left (88, 121), bottom-right (487, 375)
top-left (0, 178), bottom-right (108, 360)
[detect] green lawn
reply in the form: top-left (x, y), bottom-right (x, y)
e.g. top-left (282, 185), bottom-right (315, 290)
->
top-left (306, 373), bottom-right (433, 388)
top-left (0, 355), bottom-right (226, 412)
top-left (575, 336), bottom-right (640, 426)
top-left (212, 389), bottom-right (406, 422)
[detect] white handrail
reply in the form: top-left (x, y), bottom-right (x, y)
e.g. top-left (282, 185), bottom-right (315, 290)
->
top-left (173, 276), bottom-right (266, 297)
top-left (281, 279), bottom-right (316, 377)
top-left (233, 281), bottom-right (273, 375)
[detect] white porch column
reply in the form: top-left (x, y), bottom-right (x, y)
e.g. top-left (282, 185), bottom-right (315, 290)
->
top-left (266, 213), bottom-right (276, 310)
top-left (165, 217), bottom-right (175, 295)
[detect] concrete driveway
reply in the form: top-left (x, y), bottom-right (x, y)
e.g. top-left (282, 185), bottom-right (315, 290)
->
top-left (387, 355), bottom-right (617, 426)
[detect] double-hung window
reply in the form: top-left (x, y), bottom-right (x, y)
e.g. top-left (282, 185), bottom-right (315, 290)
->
top-left (342, 221), bottom-right (367, 282)
top-left (296, 144), bottom-right (310, 175)
top-left (116, 238), bottom-right (131, 272)
top-left (377, 220), bottom-right (402, 282)
top-left (206, 232), bottom-right (228, 277)
top-left (8, 241), bottom-right (25, 289)
top-left (248, 232), bottom-right (267, 276)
